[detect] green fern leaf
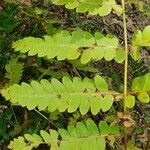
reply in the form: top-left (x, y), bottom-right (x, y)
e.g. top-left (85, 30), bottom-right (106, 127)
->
top-left (125, 95), bottom-right (135, 108)
top-left (8, 119), bottom-right (120, 150)
top-left (12, 30), bottom-right (125, 64)
top-left (1, 76), bottom-right (117, 115)
top-left (5, 58), bottom-right (24, 84)
top-left (101, 95), bottom-right (114, 112)
top-left (94, 75), bottom-right (108, 91)
top-left (131, 73), bottom-right (150, 103)
top-left (8, 137), bottom-right (27, 150)
top-left (131, 25), bottom-right (150, 60)
top-left (52, 0), bottom-right (122, 16)
top-left (137, 92), bottom-right (150, 103)
top-left (132, 73), bottom-right (150, 91)
top-left (132, 25), bottom-right (150, 46)
top-left (114, 48), bottom-right (126, 63)
top-left (99, 121), bottom-right (120, 135)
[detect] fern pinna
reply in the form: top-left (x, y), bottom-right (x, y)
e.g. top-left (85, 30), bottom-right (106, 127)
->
top-left (52, 0), bottom-right (122, 16)
top-left (2, 73), bottom-right (149, 115)
top-left (8, 119), bottom-right (120, 150)
top-left (12, 30), bottom-right (125, 64)
top-left (131, 25), bottom-right (150, 60)
top-left (1, 75), bottom-right (118, 115)
top-left (5, 58), bottom-right (24, 85)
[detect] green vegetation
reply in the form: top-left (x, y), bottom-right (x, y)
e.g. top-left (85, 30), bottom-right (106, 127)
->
top-left (0, 0), bottom-right (149, 149)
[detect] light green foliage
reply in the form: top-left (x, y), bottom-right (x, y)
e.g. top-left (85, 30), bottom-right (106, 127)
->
top-left (52, 0), bottom-right (122, 16)
top-left (94, 75), bottom-right (108, 91)
top-left (8, 119), bottom-right (120, 150)
top-left (130, 46), bottom-right (141, 61)
top-left (1, 1), bottom-right (150, 149)
top-left (125, 95), bottom-right (135, 108)
top-left (114, 48), bottom-right (126, 63)
top-left (137, 92), bottom-right (149, 103)
top-left (131, 25), bottom-right (150, 60)
top-left (5, 58), bottom-right (24, 85)
top-left (121, 73), bottom-right (150, 108)
top-left (99, 121), bottom-right (120, 135)
top-left (132, 73), bottom-right (150, 103)
top-left (12, 30), bottom-right (125, 64)
top-left (1, 76), bottom-right (115, 115)
top-left (132, 25), bottom-right (150, 47)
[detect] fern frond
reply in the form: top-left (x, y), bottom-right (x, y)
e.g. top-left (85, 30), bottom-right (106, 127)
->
top-left (5, 58), bottom-right (24, 85)
top-left (52, 0), bottom-right (122, 16)
top-left (8, 119), bottom-right (120, 150)
top-left (132, 25), bottom-right (150, 47)
top-left (131, 25), bottom-right (150, 60)
top-left (1, 75), bottom-right (121, 115)
top-left (12, 30), bottom-right (125, 64)
top-left (120, 73), bottom-right (150, 108)
top-left (131, 73), bottom-right (150, 103)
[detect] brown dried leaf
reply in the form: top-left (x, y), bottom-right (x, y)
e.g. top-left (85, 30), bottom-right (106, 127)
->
top-left (124, 119), bottom-right (135, 128)
top-left (115, 94), bottom-right (123, 101)
top-left (123, 112), bottom-right (131, 120)
top-left (117, 112), bottom-right (124, 118)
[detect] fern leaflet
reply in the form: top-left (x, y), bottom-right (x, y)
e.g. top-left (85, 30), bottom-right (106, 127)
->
top-left (5, 58), bottom-right (24, 85)
top-left (125, 73), bottom-right (150, 108)
top-left (131, 25), bottom-right (150, 60)
top-left (131, 73), bottom-right (150, 103)
top-left (52, 0), bottom-right (122, 16)
top-left (8, 119), bottom-right (120, 150)
top-left (12, 30), bottom-right (125, 64)
top-left (132, 25), bottom-right (150, 47)
top-left (1, 75), bottom-right (120, 115)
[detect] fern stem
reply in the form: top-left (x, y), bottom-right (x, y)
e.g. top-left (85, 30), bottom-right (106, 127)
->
top-left (37, 67), bottom-right (50, 81)
top-left (34, 109), bottom-right (58, 128)
top-left (121, 0), bottom-right (128, 149)
top-left (72, 65), bottom-right (81, 78)
top-left (121, 0), bottom-right (128, 112)
top-left (34, 109), bottom-right (49, 121)
top-left (10, 105), bottom-right (19, 124)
